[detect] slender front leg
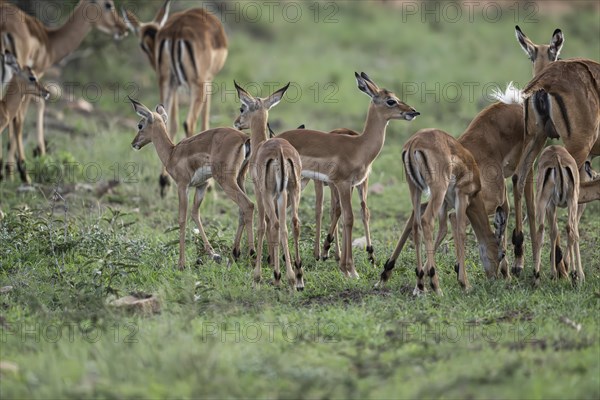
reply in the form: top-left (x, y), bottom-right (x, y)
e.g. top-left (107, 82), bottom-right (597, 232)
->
top-left (357, 177), bottom-right (374, 265)
top-left (159, 80), bottom-right (177, 197)
top-left (190, 184), bottom-right (221, 263)
top-left (323, 184), bottom-right (342, 261)
top-left (453, 195), bottom-right (469, 291)
top-left (12, 111), bottom-right (29, 183)
top-left (177, 186), bottom-right (189, 270)
top-left (335, 183), bottom-right (357, 278)
top-left (313, 180), bottom-right (324, 260)
top-left (495, 195), bottom-right (510, 279)
top-left (218, 173), bottom-right (255, 259)
top-left (290, 181), bottom-right (304, 291)
top-left (254, 200), bottom-right (266, 288)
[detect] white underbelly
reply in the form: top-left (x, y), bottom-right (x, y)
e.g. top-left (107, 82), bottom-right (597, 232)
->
top-left (190, 166), bottom-right (212, 187)
top-left (302, 170), bottom-right (330, 183)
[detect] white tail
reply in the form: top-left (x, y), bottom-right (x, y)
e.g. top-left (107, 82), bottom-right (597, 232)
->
top-left (491, 82), bottom-right (523, 105)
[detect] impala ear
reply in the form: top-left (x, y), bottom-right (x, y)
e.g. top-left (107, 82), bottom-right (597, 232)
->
top-left (355, 72), bottom-right (378, 98)
top-left (549, 28), bottom-right (564, 61)
top-left (265, 82), bottom-right (289, 110)
top-left (3, 51), bottom-right (20, 73)
top-left (154, 0), bottom-right (172, 27)
top-left (121, 7), bottom-right (140, 34)
top-left (515, 25), bottom-right (535, 60)
top-left (267, 122), bottom-right (276, 138)
top-left (128, 96), bottom-right (153, 122)
top-left (156, 104), bottom-right (168, 123)
top-left (234, 80), bottom-right (254, 107)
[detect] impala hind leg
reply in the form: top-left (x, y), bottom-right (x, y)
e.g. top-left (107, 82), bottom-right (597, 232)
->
top-left (254, 200), bottom-right (266, 288)
top-left (495, 199), bottom-right (510, 279)
top-left (336, 183), bottom-right (358, 278)
top-left (421, 191), bottom-right (446, 294)
top-left (410, 188), bottom-right (426, 295)
top-left (453, 195), bottom-right (470, 291)
top-left (176, 187), bottom-right (189, 270)
top-left (190, 184), bottom-right (221, 263)
top-left (357, 178), bottom-right (375, 265)
top-left (218, 175), bottom-right (255, 260)
top-left (289, 181), bottom-right (304, 290)
top-left (314, 180), bottom-right (324, 260)
top-left (323, 185), bottom-right (342, 261)
top-left (277, 190), bottom-right (296, 291)
top-left (185, 81), bottom-right (207, 137)
top-left (263, 196), bottom-right (282, 286)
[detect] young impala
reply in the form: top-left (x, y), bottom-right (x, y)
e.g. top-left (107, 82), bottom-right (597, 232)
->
top-left (123, 0), bottom-right (228, 197)
top-left (278, 72), bottom-right (419, 278)
top-left (532, 146), bottom-right (584, 285)
top-left (234, 82), bottom-right (304, 291)
top-left (128, 98), bottom-right (255, 270)
top-left (1, 52), bottom-right (50, 180)
top-left (0, 0), bottom-right (127, 182)
top-left (401, 129), bottom-right (501, 294)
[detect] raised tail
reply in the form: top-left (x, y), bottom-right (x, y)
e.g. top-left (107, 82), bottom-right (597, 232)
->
top-left (491, 82), bottom-right (523, 105)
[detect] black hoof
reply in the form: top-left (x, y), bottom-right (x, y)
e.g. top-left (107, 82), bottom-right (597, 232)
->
top-left (511, 267), bottom-right (522, 277)
top-left (296, 286), bottom-right (304, 292)
top-left (232, 248), bottom-right (241, 260)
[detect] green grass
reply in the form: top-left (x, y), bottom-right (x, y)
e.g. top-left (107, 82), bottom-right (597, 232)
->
top-left (1, 1), bottom-right (600, 398)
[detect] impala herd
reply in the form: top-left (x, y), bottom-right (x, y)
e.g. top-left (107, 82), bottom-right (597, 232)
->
top-left (1, 1), bottom-right (599, 293)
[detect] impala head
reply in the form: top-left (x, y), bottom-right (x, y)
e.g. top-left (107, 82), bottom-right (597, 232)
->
top-left (233, 81), bottom-right (290, 131)
top-left (122, 0), bottom-right (171, 68)
top-left (2, 52), bottom-right (50, 100)
top-left (515, 26), bottom-right (564, 76)
top-left (355, 72), bottom-right (419, 121)
top-left (128, 97), bottom-right (168, 150)
top-left (83, 0), bottom-right (128, 40)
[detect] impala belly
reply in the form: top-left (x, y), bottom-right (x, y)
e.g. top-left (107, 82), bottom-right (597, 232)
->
top-left (302, 170), bottom-right (330, 183)
top-left (190, 166), bottom-right (212, 187)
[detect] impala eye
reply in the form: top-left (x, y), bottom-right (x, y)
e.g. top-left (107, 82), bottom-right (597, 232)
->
top-left (138, 124), bottom-right (143, 130)
top-left (29, 76), bottom-right (36, 82)
top-left (386, 99), bottom-right (397, 107)
top-left (105, 2), bottom-right (112, 9)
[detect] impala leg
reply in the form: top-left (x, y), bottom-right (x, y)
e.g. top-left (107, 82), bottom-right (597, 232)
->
top-left (357, 177), bottom-right (375, 265)
top-left (313, 180), bottom-right (324, 260)
top-left (177, 186), bottom-right (189, 270)
top-left (454, 195), bottom-right (469, 291)
top-left (277, 190), bottom-right (296, 291)
top-left (336, 183), bottom-right (357, 278)
top-left (532, 179), bottom-right (551, 286)
top-left (190, 183), bottom-right (221, 263)
top-left (568, 198), bottom-right (584, 283)
top-left (548, 207), bottom-right (562, 280)
top-left (263, 195), bottom-right (281, 286)
top-left (0, 127), bottom-right (4, 181)
top-left (200, 81), bottom-right (211, 132)
top-left (254, 200), bottom-right (266, 288)
top-left (13, 111), bottom-right (29, 183)
top-left (422, 190), bottom-right (445, 295)
top-left (433, 203), bottom-right (448, 252)
top-left (232, 167), bottom-right (253, 259)
top-left (185, 80), bottom-right (206, 137)
top-left (495, 196), bottom-right (510, 279)
top-left (410, 188), bottom-right (426, 295)
top-left (323, 184), bottom-right (342, 261)
top-left (218, 174), bottom-right (255, 260)
top-left (290, 178), bottom-right (304, 290)
top-left (5, 121), bottom-right (16, 180)
top-left (34, 97), bottom-right (45, 156)
top-left (158, 82), bottom-right (177, 197)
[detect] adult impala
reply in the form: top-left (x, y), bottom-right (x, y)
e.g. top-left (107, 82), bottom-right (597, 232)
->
top-left (0, 0), bottom-right (127, 181)
top-left (279, 72), bottom-right (419, 278)
top-left (234, 82), bottom-right (304, 291)
top-left (128, 97), bottom-right (255, 270)
top-left (122, 1), bottom-right (228, 197)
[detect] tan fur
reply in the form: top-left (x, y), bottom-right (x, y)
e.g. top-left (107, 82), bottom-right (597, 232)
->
top-left (128, 98), bottom-right (255, 270)
top-left (278, 73), bottom-right (419, 278)
top-left (533, 146), bottom-right (584, 285)
top-left (124, 2), bottom-right (228, 196)
top-left (0, 0), bottom-right (127, 181)
top-left (578, 179), bottom-right (600, 203)
top-left (402, 129), bottom-right (500, 294)
top-left (234, 83), bottom-right (304, 291)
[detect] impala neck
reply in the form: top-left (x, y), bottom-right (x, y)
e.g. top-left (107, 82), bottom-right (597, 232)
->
top-left (47, 1), bottom-right (93, 65)
top-left (359, 104), bottom-right (389, 161)
top-left (250, 112), bottom-right (269, 151)
top-left (152, 126), bottom-right (176, 167)
top-left (467, 195), bottom-right (498, 275)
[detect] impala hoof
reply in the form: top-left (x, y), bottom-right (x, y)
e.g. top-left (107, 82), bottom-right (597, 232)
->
top-left (212, 254), bottom-right (222, 263)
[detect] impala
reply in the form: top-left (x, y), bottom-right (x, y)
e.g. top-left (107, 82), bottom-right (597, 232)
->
top-left (234, 82), bottom-right (304, 291)
top-left (401, 129), bottom-right (501, 294)
top-left (532, 146), bottom-right (584, 285)
top-left (378, 27), bottom-right (567, 285)
top-left (1, 52), bottom-right (50, 180)
top-left (123, 1), bottom-right (228, 197)
top-left (278, 72), bottom-right (419, 278)
top-left (0, 0), bottom-right (127, 182)
top-left (128, 97), bottom-right (255, 270)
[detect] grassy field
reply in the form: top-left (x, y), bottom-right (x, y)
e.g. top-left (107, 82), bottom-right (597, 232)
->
top-left (1, 1), bottom-right (600, 398)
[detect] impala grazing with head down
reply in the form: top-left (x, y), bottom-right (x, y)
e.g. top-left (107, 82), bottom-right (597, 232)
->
top-left (378, 26), bottom-right (566, 286)
top-left (123, 0), bottom-right (228, 197)
top-left (234, 82), bottom-right (304, 291)
top-left (278, 72), bottom-right (419, 278)
top-left (128, 98), bottom-right (255, 270)
top-left (0, 0), bottom-right (127, 182)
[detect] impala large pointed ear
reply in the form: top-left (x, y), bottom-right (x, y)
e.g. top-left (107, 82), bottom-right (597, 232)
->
top-left (121, 7), bottom-right (140, 34)
top-left (156, 104), bottom-right (168, 123)
top-left (128, 96), bottom-right (153, 122)
top-left (265, 82), bottom-right (289, 110)
top-left (515, 25), bottom-right (535, 60)
top-left (3, 51), bottom-right (20, 73)
top-left (154, 0), bottom-right (171, 27)
top-left (548, 28), bottom-right (564, 61)
top-left (355, 72), bottom-right (378, 98)
top-left (234, 80), bottom-right (254, 107)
